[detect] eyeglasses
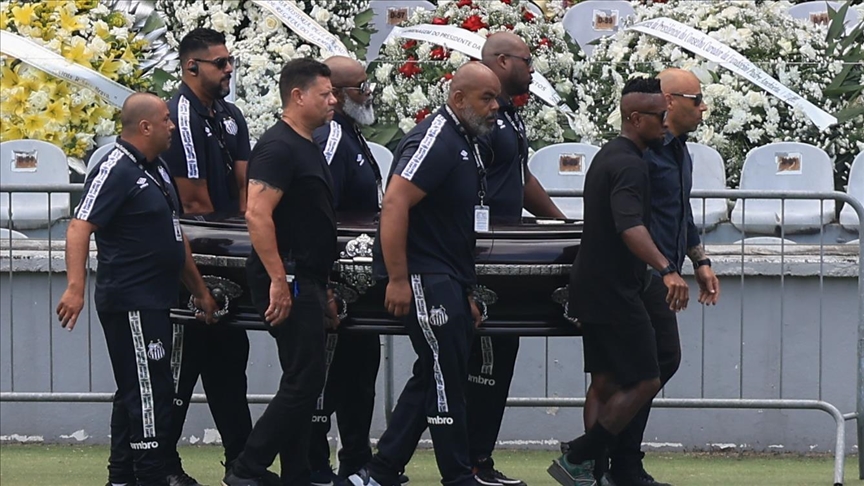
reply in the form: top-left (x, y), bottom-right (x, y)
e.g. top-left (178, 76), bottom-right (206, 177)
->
top-left (632, 110), bottom-right (668, 122)
top-left (193, 56), bottom-right (235, 70)
top-left (497, 53), bottom-right (533, 68)
top-left (334, 81), bottom-right (375, 94)
top-left (670, 92), bottom-right (704, 106)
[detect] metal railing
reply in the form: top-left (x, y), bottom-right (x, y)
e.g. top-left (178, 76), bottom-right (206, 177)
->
top-left (1, 184), bottom-right (862, 486)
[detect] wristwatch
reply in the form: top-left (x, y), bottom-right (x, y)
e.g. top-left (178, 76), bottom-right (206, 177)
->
top-left (696, 258), bottom-right (712, 268)
top-left (658, 263), bottom-right (677, 276)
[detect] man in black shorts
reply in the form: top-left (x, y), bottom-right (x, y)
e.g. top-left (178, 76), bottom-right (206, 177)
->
top-left (223, 58), bottom-right (341, 486)
top-left (600, 69), bottom-right (721, 486)
top-left (347, 62), bottom-right (500, 486)
top-left (547, 78), bottom-right (689, 486)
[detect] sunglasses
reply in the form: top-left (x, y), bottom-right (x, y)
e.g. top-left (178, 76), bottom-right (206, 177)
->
top-left (334, 80), bottom-right (376, 94)
top-left (633, 110), bottom-right (668, 122)
top-left (497, 53), bottom-right (533, 68)
top-left (670, 92), bottom-right (704, 106)
top-left (193, 56), bottom-right (235, 70)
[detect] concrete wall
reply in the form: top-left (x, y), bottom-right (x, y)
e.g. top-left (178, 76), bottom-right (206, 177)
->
top-left (0, 243), bottom-right (860, 454)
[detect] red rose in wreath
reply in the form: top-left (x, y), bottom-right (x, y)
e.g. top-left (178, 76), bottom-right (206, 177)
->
top-left (432, 16), bottom-right (449, 25)
top-left (415, 108), bottom-right (432, 123)
top-left (461, 14), bottom-right (487, 32)
top-left (398, 57), bottom-right (422, 78)
top-left (431, 46), bottom-right (449, 60)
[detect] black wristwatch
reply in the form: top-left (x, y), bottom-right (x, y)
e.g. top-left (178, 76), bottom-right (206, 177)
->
top-left (658, 263), bottom-right (677, 276)
top-left (695, 258), bottom-right (712, 268)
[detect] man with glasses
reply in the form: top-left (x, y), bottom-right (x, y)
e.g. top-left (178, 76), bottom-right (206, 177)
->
top-left (549, 77), bottom-right (689, 486)
top-left (599, 68), bottom-right (720, 486)
top-left (308, 55), bottom-right (384, 486)
top-left (160, 28), bottom-right (254, 485)
top-left (468, 32), bottom-right (565, 486)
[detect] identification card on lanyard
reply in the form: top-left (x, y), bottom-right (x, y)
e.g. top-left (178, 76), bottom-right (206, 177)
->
top-left (444, 106), bottom-right (491, 232)
top-left (474, 204), bottom-right (490, 232)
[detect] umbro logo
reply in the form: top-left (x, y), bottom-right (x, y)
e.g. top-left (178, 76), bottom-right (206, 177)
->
top-left (136, 177), bottom-right (149, 189)
top-left (204, 126), bottom-right (212, 137)
top-left (356, 154), bottom-right (365, 166)
top-left (497, 119), bottom-right (505, 129)
top-left (460, 150), bottom-right (469, 161)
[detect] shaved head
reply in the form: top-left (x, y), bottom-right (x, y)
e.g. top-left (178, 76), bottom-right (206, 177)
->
top-left (657, 68), bottom-right (700, 95)
top-left (120, 93), bottom-right (165, 134)
top-left (481, 31), bottom-right (527, 61)
top-left (481, 31), bottom-right (534, 97)
top-left (448, 62), bottom-right (501, 136)
top-left (324, 55), bottom-right (365, 89)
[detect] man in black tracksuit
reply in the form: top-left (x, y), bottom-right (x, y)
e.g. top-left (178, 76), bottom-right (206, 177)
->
top-left (161, 29), bottom-right (253, 484)
top-left (470, 32), bottom-right (566, 486)
top-left (309, 56), bottom-right (384, 484)
top-left (348, 62), bottom-right (501, 486)
top-left (57, 93), bottom-right (218, 486)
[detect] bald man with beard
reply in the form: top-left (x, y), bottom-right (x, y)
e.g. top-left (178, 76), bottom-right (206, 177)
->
top-left (550, 78), bottom-right (689, 486)
top-left (349, 63), bottom-right (501, 486)
top-left (597, 69), bottom-right (720, 486)
top-left (308, 56), bottom-right (385, 485)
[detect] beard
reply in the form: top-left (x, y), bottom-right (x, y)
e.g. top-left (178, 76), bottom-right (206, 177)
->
top-left (462, 105), bottom-right (494, 137)
top-left (343, 96), bottom-right (376, 126)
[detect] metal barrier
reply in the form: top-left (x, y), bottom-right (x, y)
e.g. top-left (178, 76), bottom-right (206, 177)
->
top-left (1, 184), bottom-right (862, 486)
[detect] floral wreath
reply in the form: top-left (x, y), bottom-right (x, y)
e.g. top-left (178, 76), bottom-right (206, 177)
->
top-left (368, 0), bottom-right (581, 149)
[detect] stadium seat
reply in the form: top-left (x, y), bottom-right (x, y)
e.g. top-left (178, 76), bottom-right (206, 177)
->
top-left (787, 1), bottom-right (862, 33)
top-left (562, 1), bottom-right (637, 58)
top-left (730, 142), bottom-right (835, 235)
top-left (0, 228), bottom-right (28, 239)
top-left (87, 142), bottom-right (117, 176)
top-left (0, 140), bottom-right (71, 230)
top-left (528, 142), bottom-right (601, 220)
top-left (688, 142), bottom-right (729, 231)
top-left (366, 1), bottom-right (436, 62)
top-left (367, 141), bottom-right (394, 190)
top-left (839, 152), bottom-right (863, 230)
top-left (732, 236), bottom-right (798, 246)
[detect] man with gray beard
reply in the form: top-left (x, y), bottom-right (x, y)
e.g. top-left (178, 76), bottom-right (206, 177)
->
top-left (309, 56), bottom-right (385, 486)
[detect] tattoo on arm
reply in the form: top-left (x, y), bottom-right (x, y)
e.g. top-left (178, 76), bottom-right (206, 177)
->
top-left (249, 179), bottom-right (282, 194)
top-left (687, 244), bottom-right (707, 264)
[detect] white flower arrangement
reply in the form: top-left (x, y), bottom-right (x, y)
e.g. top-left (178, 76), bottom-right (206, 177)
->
top-left (368, 0), bottom-right (580, 148)
top-left (155, 0), bottom-right (372, 139)
top-left (569, 0), bottom-right (864, 187)
top-left (0, 0), bottom-right (153, 159)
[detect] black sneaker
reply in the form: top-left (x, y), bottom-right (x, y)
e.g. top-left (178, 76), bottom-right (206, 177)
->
top-left (609, 468), bottom-right (671, 486)
top-left (474, 466), bottom-right (527, 486)
top-left (222, 471), bottom-right (263, 486)
top-left (347, 468), bottom-right (391, 486)
top-left (398, 474), bottom-right (409, 484)
top-left (311, 466), bottom-right (342, 486)
top-left (167, 472), bottom-right (206, 486)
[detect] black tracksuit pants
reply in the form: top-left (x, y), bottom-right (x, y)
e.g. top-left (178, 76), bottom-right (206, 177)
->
top-left (233, 273), bottom-right (327, 485)
top-left (167, 322), bottom-right (252, 471)
top-left (466, 334), bottom-right (519, 466)
top-left (101, 309), bottom-right (174, 486)
top-left (608, 274), bottom-right (682, 473)
top-left (308, 330), bottom-right (381, 477)
top-left (369, 274), bottom-right (475, 486)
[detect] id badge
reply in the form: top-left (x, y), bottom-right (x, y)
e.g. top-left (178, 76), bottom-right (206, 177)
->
top-left (474, 205), bottom-right (490, 233)
top-left (172, 215), bottom-right (183, 242)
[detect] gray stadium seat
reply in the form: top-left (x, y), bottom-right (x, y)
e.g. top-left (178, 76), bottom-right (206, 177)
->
top-left (562, 0), bottom-right (636, 58)
top-left (687, 142), bottom-right (729, 231)
top-left (366, 1), bottom-right (436, 63)
top-left (528, 142), bottom-right (601, 220)
top-left (0, 228), bottom-right (28, 239)
top-left (0, 140), bottom-right (71, 230)
top-left (87, 142), bottom-right (117, 176)
top-left (839, 152), bottom-right (863, 230)
top-left (367, 141), bottom-right (394, 190)
top-left (732, 237), bottom-right (798, 246)
top-left (730, 142), bottom-right (835, 235)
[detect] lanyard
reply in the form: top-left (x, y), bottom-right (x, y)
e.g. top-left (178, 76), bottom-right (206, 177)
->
top-left (353, 125), bottom-right (385, 208)
top-left (502, 109), bottom-right (528, 186)
top-left (114, 143), bottom-right (177, 214)
top-left (444, 105), bottom-right (488, 204)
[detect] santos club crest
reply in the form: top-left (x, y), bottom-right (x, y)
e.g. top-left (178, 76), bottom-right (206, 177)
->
top-left (147, 340), bottom-right (166, 361)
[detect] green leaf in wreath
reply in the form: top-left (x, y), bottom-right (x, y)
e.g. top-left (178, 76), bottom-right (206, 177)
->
top-left (351, 27), bottom-right (372, 45)
top-left (354, 8), bottom-right (375, 28)
top-left (835, 104), bottom-right (864, 124)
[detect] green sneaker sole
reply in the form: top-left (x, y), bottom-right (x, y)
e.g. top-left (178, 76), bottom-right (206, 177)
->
top-left (547, 458), bottom-right (597, 486)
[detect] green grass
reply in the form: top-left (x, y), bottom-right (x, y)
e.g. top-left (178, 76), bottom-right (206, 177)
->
top-left (0, 445), bottom-right (861, 485)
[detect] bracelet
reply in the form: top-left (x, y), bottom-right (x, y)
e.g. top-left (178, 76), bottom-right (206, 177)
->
top-left (696, 258), bottom-right (712, 268)
top-left (658, 263), bottom-right (677, 276)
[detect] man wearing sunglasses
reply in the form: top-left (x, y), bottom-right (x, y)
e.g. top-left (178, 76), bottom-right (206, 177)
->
top-left (160, 28), bottom-right (254, 486)
top-left (599, 68), bottom-right (720, 486)
top-left (466, 32), bottom-right (566, 486)
top-left (307, 56), bottom-right (385, 486)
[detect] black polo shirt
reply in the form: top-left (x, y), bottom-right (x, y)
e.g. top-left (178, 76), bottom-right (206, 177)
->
top-left (372, 106), bottom-right (481, 288)
top-left (163, 82), bottom-right (251, 213)
top-left (645, 131), bottom-right (701, 271)
top-left (246, 120), bottom-right (337, 283)
top-left (75, 138), bottom-right (185, 312)
top-left (479, 97), bottom-right (528, 222)
top-left (569, 136), bottom-right (652, 323)
top-left (312, 112), bottom-right (382, 212)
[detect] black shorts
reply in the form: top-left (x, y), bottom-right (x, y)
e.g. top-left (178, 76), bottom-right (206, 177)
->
top-left (581, 300), bottom-right (660, 387)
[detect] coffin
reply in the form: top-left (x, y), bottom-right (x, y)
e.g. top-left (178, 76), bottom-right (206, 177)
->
top-left (170, 212), bottom-right (582, 336)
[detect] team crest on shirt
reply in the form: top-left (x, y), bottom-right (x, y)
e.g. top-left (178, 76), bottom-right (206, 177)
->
top-left (356, 154), bottom-right (365, 166)
top-left (136, 177), bottom-right (149, 189)
top-left (223, 117), bottom-right (238, 136)
top-left (204, 126), bottom-right (212, 137)
top-left (147, 340), bottom-right (166, 361)
top-left (429, 306), bottom-right (449, 326)
top-left (460, 150), bottom-right (469, 161)
top-left (157, 166), bottom-right (172, 184)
